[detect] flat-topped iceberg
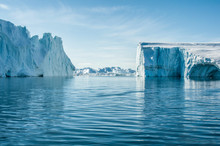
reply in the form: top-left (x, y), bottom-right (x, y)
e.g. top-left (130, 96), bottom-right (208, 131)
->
top-left (136, 42), bottom-right (220, 79)
top-left (0, 19), bottom-right (75, 77)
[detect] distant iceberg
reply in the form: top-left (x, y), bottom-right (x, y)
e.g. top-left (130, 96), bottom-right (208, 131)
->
top-left (0, 19), bottom-right (75, 77)
top-left (136, 42), bottom-right (220, 79)
top-left (74, 67), bottom-right (136, 76)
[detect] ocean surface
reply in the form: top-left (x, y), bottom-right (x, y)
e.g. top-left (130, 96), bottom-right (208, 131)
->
top-left (0, 77), bottom-right (220, 145)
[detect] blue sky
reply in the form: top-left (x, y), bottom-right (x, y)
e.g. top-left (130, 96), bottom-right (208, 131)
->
top-left (0, 0), bottom-right (220, 69)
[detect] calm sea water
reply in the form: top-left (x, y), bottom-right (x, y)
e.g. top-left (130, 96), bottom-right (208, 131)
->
top-left (0, 77), bottom-right (220, 145)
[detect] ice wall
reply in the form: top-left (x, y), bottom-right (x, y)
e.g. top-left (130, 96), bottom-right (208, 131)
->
top-left (136, 42), bottom-right (220, 79)
top-left (0, 19), bottom-right (75, 77)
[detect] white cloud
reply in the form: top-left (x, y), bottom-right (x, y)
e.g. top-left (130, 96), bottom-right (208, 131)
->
top-left (88, 6), bottom-right (127, 14)
top-left (0, 4), bottom-right (186, 69)
top-left (0, 3), bottom-right (9, 10)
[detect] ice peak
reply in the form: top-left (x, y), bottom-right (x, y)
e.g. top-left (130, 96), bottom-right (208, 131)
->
top-left (0, 19), bottom-right (74, 77)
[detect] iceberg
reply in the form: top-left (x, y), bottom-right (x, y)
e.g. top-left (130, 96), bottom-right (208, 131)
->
top-left (74, 67), bottom-right (136, 76)
top-left (0, 19), bottom-right (75, 77)
top-left (136, 42), bottom-right (220, 79)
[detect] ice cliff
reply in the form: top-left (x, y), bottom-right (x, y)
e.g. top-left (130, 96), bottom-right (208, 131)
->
top-left (136, 42), bottom-right (220, 79)
top-left (0, 19), bottom-right (75, 77)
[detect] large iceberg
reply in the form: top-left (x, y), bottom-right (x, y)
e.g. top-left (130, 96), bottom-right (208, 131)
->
top-left (136, 42), bottom-right (220, 79)
top-left (0, 19), bottom-right (75, 77)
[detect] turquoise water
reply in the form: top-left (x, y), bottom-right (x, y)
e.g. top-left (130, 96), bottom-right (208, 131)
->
top-left (0, 77), bottom-right (220, 145)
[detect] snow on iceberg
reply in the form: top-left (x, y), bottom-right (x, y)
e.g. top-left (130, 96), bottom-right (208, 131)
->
top-left (0, 19), bottom-right (75, 77)
top-left (136, 42), bottom-right (220, 79)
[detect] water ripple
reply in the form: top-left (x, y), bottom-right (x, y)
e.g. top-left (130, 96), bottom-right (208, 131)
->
top-left (0, 77), bottom-right (220, 145)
